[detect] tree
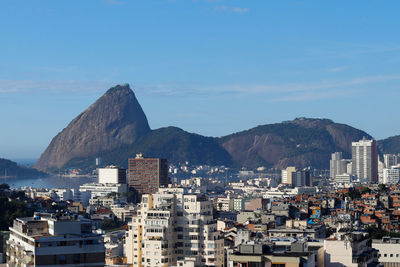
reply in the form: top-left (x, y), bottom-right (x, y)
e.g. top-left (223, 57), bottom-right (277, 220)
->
top-left (346, 188), bottom-right (361, 200)
top-left (101, 218), bottom-right (120, 230)
top-left (378, 184), bottom-right (387, 192)
top-left (0, 196), bottom-right (34, 230)
top-left (0, 184), bottom-right (10, 190)
top-left (360, 187), bottom-right (371, 194)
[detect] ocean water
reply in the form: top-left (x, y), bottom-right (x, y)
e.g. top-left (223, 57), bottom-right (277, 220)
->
top-left (5, 175), bottom-right (97, 189)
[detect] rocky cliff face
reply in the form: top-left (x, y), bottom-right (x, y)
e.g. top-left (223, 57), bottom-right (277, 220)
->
top-left (34, 84), bottom-right (150, 171)
top-left (219, 118), bottom-right (373, 169)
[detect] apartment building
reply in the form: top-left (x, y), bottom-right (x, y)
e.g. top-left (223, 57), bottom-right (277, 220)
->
top-left (352, 138), bottom-right (378, 183)
top-left (79, 182), bottom-right (127, 199)
top-left (125, 187), bottom-right (224, 267)
top-left (282, 166), bottom-right (297, 185)
top-left (228, 243), bottom-right (316, 267)
top-left (330, 152), bottom-right (348, 180)
top-left (383, 167), bottom-right (400, 184)
top-left (98, 166), bottom-right (127, 184)
top-left (6, 213), bottom-right (105, 266)
top-left (128, 154), bottom-right (169, 194)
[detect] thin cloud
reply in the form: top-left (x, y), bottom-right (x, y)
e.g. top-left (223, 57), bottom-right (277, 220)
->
top-left (207, 74), bottom-right (400, 95)
top-left (2, 73), bottom-right (399, 101)
top-left (328, 66), bottom-right (347, 73)
top-left (134, 73), bottom-right (400, 101)
top-left (215, 5), bottom-right (249, 13)
top-left (34, 66), bottom-right (80, 73)
top-left (232, 7), bottom-right (249, 13)
top-left (268, 89), bottom-right (356, 103)
top-left (105, 0), bottom-right (124, 5)
top-left (0, 80), bottom-right (116, 94)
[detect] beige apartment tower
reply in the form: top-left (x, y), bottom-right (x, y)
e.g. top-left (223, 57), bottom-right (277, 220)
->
top-left (125, 187), bottom-right (224, 267)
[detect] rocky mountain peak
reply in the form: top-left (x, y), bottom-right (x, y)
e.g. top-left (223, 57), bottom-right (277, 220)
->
top-left (34, 84), bottom-right (151, 172)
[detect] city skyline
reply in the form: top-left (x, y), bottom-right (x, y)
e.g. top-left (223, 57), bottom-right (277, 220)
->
top-left (2, 1), bottom-right (400, 158)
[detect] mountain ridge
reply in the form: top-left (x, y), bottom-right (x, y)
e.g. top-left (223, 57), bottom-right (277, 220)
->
top-left (34, 84), bottom-right (398, 173)
top-left (219, 117), bottom-right (373, 169)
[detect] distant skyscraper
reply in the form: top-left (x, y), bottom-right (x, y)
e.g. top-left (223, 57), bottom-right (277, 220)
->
top-left (351, 138), bottom-right (378, 183)
top-left (330, 152), bottom-right (348, 180)
top-left (384, 154), bottom-right (399, 168)
top-left (281, 166), bottom-right (297, 185)
top-left (293, 169), bottom-right (311, 187)
top-left (128, 154), bottom-right (169, 194)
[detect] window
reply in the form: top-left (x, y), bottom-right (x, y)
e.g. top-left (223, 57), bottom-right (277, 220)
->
top-left (73, 254), bottom-right (80, 264)
top-left (59, 255), bottom-right (67, 264)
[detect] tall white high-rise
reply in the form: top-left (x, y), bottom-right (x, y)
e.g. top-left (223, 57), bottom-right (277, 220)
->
top-left (384, 154), bottom-right (399, 168)
top-left (351, 138), bottom-right (378, 183)
top-left (330, 152), bottom-right (348, 180)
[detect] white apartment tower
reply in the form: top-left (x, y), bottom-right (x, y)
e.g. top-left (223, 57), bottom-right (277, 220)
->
top-left (330, 152), bottom-right (348, 180)
top-left (384, 154), bottom-right (399, 168)
top-left (351, 138), bottom-right (378, 183)
top-left (125, 187), bottom-right (224, 267)
top-left (98, 166), bottom-right (126, 184)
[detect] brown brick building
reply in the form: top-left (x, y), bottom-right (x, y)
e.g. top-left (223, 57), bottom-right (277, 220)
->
top-left (128, 154), bottom-right (169, 194)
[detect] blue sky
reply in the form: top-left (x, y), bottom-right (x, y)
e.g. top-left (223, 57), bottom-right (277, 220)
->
top-left (1, 0), bottom-right (400, 159)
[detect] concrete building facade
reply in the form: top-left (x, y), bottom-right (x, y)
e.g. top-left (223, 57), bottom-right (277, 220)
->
top-left (351, 138), bottom-right (378, 183)
top-left (128, 154), bottom-right (169, 194)
top-left (98, 166), bottom-right (126, 184)
top-left (6, 213), bottom-right (105, 267)
top-left (125, 187), bottom-right (224, 267)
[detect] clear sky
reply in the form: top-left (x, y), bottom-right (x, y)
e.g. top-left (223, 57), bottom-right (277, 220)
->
top-left (1, 0), bottom-right (400, 159)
